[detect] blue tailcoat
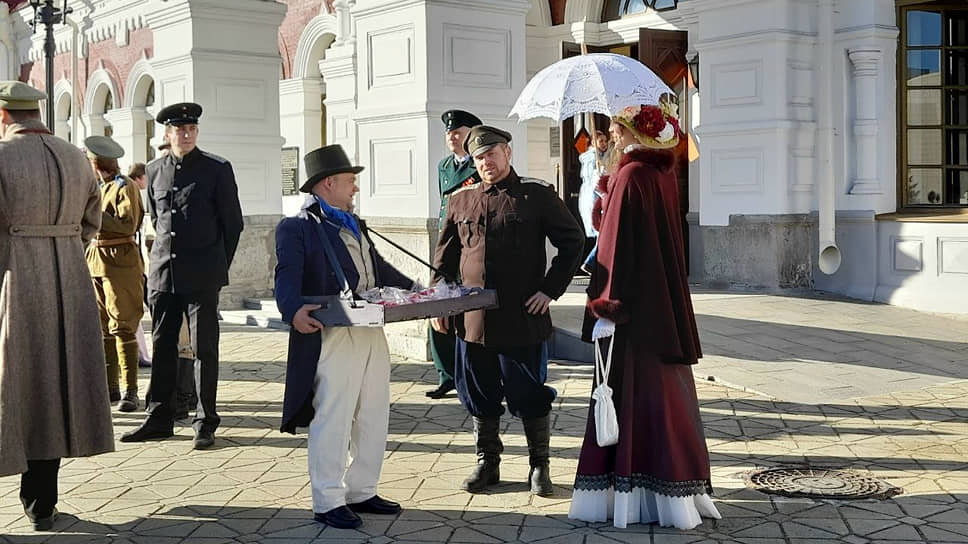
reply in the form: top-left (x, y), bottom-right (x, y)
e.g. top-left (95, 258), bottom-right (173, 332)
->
top-left (275, 202), bottom-right (413, 433)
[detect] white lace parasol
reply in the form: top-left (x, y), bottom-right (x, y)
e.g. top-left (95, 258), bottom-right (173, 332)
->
top-left (508, 53), bottom-right (673, 122)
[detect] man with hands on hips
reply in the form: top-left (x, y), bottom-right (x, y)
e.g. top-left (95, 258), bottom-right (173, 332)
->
top-left (431, 126), bottom-right (585, 497)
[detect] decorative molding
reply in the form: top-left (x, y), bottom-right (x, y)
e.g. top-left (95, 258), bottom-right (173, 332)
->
top-left (368, 136), bottom-right (418, 197)
top-left (122, 55), bottom-right (154, 109)
top-left (366, 24), bottom-right (414, 89)
top-left (938, 237), bottom-right (968, 276)
top-left (443, 24), bottom-right (511, 89)
top-left (292, 14), bottom-right (338, 79)
top-left (710, 60), bottom-right (763, 108)
top-left (847, 47), bottom-right (882, 195)
top-left (83, 66), bottom-right (119, 115)
top-left (892, 237), bottom-right (924, 273)
top-left (710, 147), bottom-right (764, 194)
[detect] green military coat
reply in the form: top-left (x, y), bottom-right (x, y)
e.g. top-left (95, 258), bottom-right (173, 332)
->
top-left (437, 154), bottom-right (480, 230)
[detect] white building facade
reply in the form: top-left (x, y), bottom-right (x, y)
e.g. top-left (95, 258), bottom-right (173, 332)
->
top-left (2, 0), bottom-right (965, 320)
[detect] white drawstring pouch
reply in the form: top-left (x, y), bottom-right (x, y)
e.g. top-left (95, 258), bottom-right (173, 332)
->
top-left (592, 334), bottom-right (619, 447)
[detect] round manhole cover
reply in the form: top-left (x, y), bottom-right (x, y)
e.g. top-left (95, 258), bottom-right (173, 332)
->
top-left (745, 467), bottom-right (902, 500)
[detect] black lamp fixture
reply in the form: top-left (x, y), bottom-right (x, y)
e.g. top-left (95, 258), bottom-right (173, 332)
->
top-left (29, 0), bottom-right (72, 130)
top-left (687, 51), bottom-right (699, 89)
top-left (649, 0), bottom-right (679, 11)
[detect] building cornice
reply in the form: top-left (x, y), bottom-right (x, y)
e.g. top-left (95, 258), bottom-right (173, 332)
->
top-left (353, 0), bottom-right (530, 19)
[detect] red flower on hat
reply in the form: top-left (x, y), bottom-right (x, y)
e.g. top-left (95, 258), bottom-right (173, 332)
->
top-left (633, 106), bottom-right (667, 139)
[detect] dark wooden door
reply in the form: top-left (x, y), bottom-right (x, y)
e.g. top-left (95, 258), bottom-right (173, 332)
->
top-left (559, 42), bottom-right (610, 226)
top-left (638, 28), bottom-right (691, 273)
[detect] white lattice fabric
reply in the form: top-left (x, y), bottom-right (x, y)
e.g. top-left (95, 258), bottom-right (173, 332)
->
top-left (509, 53), bottom-right (673, 122)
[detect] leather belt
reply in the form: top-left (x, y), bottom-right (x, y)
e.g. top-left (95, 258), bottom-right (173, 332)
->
top-left (90, 235), bottom-right (136, 247)
top-left (9, 224), bottom-right (82, 237)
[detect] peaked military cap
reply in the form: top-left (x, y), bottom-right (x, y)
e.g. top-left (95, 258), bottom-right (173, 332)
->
top-left (84, 135), bottom-right (125, 160)
top-left (156, 102), bottom-right (203, 126)
top-left (441, 110), bottom-right (482, 132)
top-left (464, 125), bottom-right (512, 157)
top-left (0, 81), bottom-right (46, 111)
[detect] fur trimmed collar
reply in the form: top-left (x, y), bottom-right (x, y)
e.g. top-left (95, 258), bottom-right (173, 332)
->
top-left (617, 147), bottom-right (675, 174)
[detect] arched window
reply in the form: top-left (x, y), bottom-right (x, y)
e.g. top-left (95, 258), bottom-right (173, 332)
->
top-left (603, 0), bottom-right (678, 21)
top-left (102, 90), bottom-right (114, 137)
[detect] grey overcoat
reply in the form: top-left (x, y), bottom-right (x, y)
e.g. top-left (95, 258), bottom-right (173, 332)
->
top-left (0, 119), bottom-right (115, 477)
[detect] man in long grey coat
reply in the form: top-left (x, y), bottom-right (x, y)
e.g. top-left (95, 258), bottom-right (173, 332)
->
top-left (0, 81), bottom-right (115, 531)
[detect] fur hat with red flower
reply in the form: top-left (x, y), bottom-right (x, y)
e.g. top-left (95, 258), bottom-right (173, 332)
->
top-left (612, 98), bottom-right (681, 149)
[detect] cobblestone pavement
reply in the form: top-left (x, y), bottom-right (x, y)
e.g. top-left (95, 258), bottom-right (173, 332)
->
top-left (2, 294), bottom-right (967, 543)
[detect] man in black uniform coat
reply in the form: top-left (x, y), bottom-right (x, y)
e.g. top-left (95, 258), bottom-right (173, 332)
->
top-left (121, 102), bottom-right (244, 450)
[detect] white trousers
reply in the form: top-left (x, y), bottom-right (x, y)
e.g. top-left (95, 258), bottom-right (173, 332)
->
top-left (308, 326), bottom-right (391, 513)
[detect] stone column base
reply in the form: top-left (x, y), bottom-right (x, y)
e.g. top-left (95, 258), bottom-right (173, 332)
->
top-left (363, 216), bottom-right (440, 361)
top-left (221, 214), bottom-right (282, 309)
top-left (701, 214), bottom-right (817, 290)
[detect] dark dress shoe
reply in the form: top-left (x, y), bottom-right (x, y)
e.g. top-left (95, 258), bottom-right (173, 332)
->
top-left (425, 380), bottom-right (455, 399)
top-left (314, 505), bottom-right (362, 529)
top-left (120, 422), bottom-right (173, 442)
top-left (25, 508), bottom-right (57, 531)
top-left (193, 430), bottom-right (215, 450)
top-left (348, 495), bottom-right (402, 515)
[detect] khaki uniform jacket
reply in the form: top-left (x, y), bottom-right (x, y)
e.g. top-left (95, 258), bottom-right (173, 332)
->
top-left (0, 120), bottom-right (115, 476)
top-left (86, 175), bottom-right (145, 277)
top-left (433, 169), bottom-right (585, 348)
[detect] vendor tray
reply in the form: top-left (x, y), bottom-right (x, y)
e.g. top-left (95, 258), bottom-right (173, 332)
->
top-left (307, 288), bottom-right (498, 327)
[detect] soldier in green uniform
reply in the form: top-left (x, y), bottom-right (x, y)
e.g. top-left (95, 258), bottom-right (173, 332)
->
top-left (427, 109), bottom-right (482, 399)
top-left (84, 135), bottom-right (145, 412)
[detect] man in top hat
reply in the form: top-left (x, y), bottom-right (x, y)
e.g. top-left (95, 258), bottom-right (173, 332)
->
top-left (427, 109), bottom-right (482, 399)
top-left (0, 81), bottom-right (114, 531)
top-left (121, 102), bottom-right (244, 450)
top-left (432, 125), bottom-right (584, 497)
top-left (275, 144), bottom-right (417, 529)
top-left (84, 135), bottom-right (146, 413)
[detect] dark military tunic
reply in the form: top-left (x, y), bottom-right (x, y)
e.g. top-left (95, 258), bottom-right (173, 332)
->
top-left (146, 147), bottom-right (244, 293)
top-left (433, 169), bottom-right (585, 349)
top-left (436, 154), bottom-right (480, 230)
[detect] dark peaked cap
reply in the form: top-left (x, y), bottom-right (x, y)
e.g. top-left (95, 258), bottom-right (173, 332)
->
top-left (156, 102), bottom-right (203, 126)
top-left (463, 125), bottom-right (512, 157)
top-left (441, 110), bottom-right (482, 131)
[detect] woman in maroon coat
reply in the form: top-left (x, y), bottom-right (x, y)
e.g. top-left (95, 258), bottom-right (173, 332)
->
top-left (568, 102), bottom-right (721, 530)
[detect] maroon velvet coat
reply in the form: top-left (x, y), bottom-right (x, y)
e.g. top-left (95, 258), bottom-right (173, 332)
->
top-left (582, 148), bottom-right (701, 365)
top-left (574, 147), bottom-right (712, 498)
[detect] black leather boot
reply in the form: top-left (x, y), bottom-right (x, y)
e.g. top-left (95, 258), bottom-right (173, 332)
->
top-left (522, 415), bottom-right (554, 497)
top-left (174, 357), bottom-right (197, 420)
top-left (461, 416), bottom-right (502, 493)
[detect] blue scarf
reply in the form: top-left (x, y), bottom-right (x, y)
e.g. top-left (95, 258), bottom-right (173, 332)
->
top-left (315, 195), bottom-right (360, 240)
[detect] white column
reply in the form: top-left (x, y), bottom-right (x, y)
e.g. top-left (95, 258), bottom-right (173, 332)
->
top-left (351, 0), bottom-right (530, 219)
top-left (83, 113), bottom-right (107, 139)
top-left (145, 0), bottom-right (287, 216)
top-left (280, 77), bottom-right (324, 216)
top-left (104, 107), bottom-right (152, 169)
top-left (848, 47), bottom-right (882, 195)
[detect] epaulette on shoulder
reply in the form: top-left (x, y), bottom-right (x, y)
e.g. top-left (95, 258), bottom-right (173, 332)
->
top-left (201, 150), bottom-right (229, 164)
top-left (519, 177), bottom-right (553, 188)
top-left (146, 156), bottom-right (165, 169)
top-left (451, 182), bottom-right (481, 196)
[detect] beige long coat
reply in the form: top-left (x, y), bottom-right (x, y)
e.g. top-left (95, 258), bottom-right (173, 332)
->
top-left (0, 120), bottom-right (115, 477)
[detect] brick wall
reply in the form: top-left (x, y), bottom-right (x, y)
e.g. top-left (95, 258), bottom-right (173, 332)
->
top-left (277, 0), bottom-right (324, 80)
top-left (23, 27), bottom-right (153, 109)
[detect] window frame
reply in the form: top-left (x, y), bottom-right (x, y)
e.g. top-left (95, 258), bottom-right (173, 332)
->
top-left (897, 1), bottom-right (968, 211)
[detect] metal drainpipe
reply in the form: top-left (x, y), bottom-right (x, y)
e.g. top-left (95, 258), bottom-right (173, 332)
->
top-left (818, 0), bottom-right (842, 275)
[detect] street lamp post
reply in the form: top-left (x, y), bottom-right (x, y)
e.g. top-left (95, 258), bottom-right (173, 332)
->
top-left (29, 0), bottom-right (71, 130)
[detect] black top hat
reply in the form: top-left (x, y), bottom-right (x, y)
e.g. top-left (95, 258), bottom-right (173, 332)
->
top-left (441, 110), bottom-right (482, 131)
top-left (301, 144), bottom-right (364, 193)
top-left (156, 102), bottom-right (203, 126)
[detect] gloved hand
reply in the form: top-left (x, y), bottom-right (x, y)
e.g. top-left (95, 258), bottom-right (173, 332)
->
top-left (592, 318), bottom-right (616, 340)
